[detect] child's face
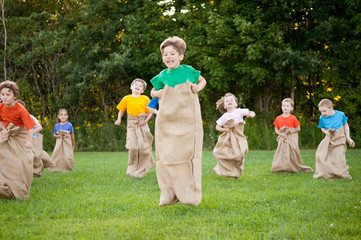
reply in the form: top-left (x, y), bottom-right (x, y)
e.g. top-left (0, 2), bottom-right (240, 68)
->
top-left (281, 101), bottom-right (293, 114)
top-left (130, 81), bottom-right (145, 95)
top-left (224, 96), bottom-right (237, 110)
top-left (58, 111), bottom-right (69, 123)
top-left (0, 87), bottom-right (16, 107)
top-left (319, 106), bottom-right (333, 117)
top-left (162, 45), bottom-right (184, 70)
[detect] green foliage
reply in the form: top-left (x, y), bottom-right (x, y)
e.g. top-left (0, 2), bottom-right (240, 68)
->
top-left (0, 151), bottom-right (360, 239)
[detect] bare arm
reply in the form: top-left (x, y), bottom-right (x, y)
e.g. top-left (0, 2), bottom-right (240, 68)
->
top-left (321, 127), bottom-right (330, 136)
top-left (275, 126), bottom-right (287, 139)
top-left (151, 87), bottom-right (164, 99)
top-left (147, 106), bottom-right (159, 115)
top-left (246, 110), bottom-right (256, 118)
top-left (0, 121), bottom-right (8, 137)
top-left (216, 124), bottom-right (229, 133)
top-left (343, 123), bottom-right (355, 148)
top-left (191, 75), bottom-right (207, 93)
top-left (33, 123), bottom-right (43, 135)
top-left (71, 132), bottom-right (76, 151)
top-left (25, 128), bottom-right (35, 148)
top-left (114, 111), bottom-right (125, 126)
top-left (139, 112), bottom-right (153, 127)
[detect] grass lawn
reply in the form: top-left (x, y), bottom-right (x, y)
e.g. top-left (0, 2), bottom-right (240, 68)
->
top-left (1, 150), bottom-right (360, 239)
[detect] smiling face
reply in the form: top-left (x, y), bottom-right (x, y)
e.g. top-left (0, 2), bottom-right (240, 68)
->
top-left (130, 80), bottom-right (145, 95)
top-left (57, 110), bottom-right (69, 123)
top-left (162, 45), bottom-right (184, 70)
top-left (0, 87), bottom-right (17, 107)
top-left (319, 106), bottom-right (334, 118)
top-left (224, 95), bottom-right (237, 111)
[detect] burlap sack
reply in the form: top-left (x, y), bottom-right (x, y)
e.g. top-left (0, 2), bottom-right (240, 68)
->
top-left (41, 150), bottom-right (55, 168)
top-left (155, 81), bottom-right (203, 206)
top-left (32, 134), bottom-right (44, 177)
top-left (213, 120), bottom-right (248, 178)
top-left (271, 127), bottom-right (313, 173)
top-left (49, 129), bottom-right (74, 172)
top-left (314, 128), bottom-right (351, 179)
top-left (0, 124), bottom-right (34, 199)
top-left (125, 113), bottom-right (155, 178)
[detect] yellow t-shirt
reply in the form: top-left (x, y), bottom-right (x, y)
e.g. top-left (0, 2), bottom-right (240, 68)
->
top-left (116, 95), bottom-right (151, 116)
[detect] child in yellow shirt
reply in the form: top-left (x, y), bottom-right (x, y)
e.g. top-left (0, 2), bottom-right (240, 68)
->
top-left (115, 78), bottom-right (154, 178)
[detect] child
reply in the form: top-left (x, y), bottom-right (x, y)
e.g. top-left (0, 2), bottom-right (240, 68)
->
top-left (147, 98), bottom-right (159, 115)
top-left (114, 78), bottom-right (155, 178)
top-left (151, 36), bottom-right (206, 206)
top-left (271, 98), bottom-right (313, 173)
top-left (49, 109), bottom-right (75, 172)
top-left (314, 99), bottom-right (355, 179)
top-left (0, 80), bottom-right (36, 199)
top-left (17, 100), bottom-right (55, 177)
top-left (212, 93), bottom-right (255, 178)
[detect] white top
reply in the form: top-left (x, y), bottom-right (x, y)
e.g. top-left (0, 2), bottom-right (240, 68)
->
top-left (216, 108), bottom-right (249, 126)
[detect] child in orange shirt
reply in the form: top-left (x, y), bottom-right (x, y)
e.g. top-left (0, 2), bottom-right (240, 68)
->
top-left (271, 98), bottom-right (313, 173)
top-left (115, 78), bottom-right (154, 178)
top-left (0, 80), bottom-right (36, 199)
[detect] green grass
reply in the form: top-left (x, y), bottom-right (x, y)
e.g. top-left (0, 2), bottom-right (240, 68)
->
top-left (1, 150), bottom-right (360, 239)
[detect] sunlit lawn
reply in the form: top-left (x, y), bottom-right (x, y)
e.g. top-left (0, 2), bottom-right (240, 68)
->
top-left (1, 150), bottom-right (360, 239)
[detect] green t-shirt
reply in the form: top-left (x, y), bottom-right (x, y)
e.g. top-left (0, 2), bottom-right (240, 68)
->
top-left (151, 65), bottom-right (201, 90)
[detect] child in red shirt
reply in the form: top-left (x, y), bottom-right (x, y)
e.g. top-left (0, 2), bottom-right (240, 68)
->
top-left (271, 98), bottom-right (313, 173)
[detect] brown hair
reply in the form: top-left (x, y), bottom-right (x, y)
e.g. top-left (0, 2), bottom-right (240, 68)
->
top-left (216, 93), bottom-right (238, 114)
top-left (318, 99), bottom-right (333, 108)
top-left (160, 36), bottom-right (187, 55)
top-left (282, 98), bottom-right (294, 107)
top-left (131, 78), bottom-right (147, 91)
top-left (0, 80), bottom-right (20, 98)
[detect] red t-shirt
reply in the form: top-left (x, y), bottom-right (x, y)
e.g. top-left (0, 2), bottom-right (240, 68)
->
top-left (273, 114), bottom-right (300, 129)
top-left (0, 102), bottom-right (36, 130)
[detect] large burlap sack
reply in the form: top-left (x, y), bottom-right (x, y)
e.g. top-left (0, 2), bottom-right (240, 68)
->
top-left (271, 127), bottom-right (313, 173)
top-left (314, 128), bottom-right (351, 179)
top-left (125, 113), bottom-right (155, 178)
top-left (0, 124), bottom-right (34, 199)
top-left (49, 129), bottom-right (74, 172)
top-left (155, 81), bottom-right (203, 206)
top-left (41, 150), bottom-right (55, 168)
top-left (213, 120), bottom-right (248, 178)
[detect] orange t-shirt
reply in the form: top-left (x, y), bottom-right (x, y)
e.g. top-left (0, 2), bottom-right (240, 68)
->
top-left (116, 95), bottom-right (151, 116)
top-left (273, 114), bottom-right (300, 129)
top-left (0, 102), bottom-right (36, 130)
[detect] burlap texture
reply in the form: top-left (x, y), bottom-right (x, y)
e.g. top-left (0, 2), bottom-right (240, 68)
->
top-left (0, 124), bottom-right (34, 199)
top-left (155, 81), bottom-right (203, 206)
top-left (32, 134), bottom-right (44, 177)
top-left (125, 113), bottom-right (155, 178)
top-left (49, 129), bottom-right (74, 172)
top-left (271, 127), bottom-right (313, 173)
top-left (213, 120), bottom-right (248, 178)
top-left (31, 133), bottom-right (55, 177)
top-left (314, 128), bottom-right (351, 179)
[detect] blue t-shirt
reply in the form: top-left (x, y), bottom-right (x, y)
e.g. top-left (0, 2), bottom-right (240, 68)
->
top-left (147, 98), bottom-right (159, 110)
top-left (318, 110), bottom-right (348, 130)
top-left (54, 122), bottom-right (74, 135)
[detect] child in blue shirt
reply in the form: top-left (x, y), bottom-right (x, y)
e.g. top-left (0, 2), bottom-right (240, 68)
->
top-left (314, 99), bottom-right (355, 179)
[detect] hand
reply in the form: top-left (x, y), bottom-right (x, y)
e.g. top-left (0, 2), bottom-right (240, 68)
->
top-left (280, 133), bottom-right (288, 139)
top-left (246, 111), bottom-right (256, 118)
top-left (25, 141), bottom-right (32, 149)
top-left (138, 120), bottom-right (147, 127)
top-left (3, 129), bottom-right (9, 138)
top-left (347, 138), bottom-right (355, 148)
top-left (114, 119), bottom-right (121, 126)
top-left (154, 89), bottom-right (164, 98)
top-left (191, 84), bottom-right (200, 93)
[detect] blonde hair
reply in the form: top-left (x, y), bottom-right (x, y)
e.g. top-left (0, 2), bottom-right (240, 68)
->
top-left (160, 36), bottom-right (186, 55)
top-left (318, 99), bottom-right (333, 108)
top-left (282, 98), bottom-right (294, 107)
top-left (0, 80), bottom-right (20, 98)
top-left (216, 93), bottom-right (238, 114)
top-left (131, 78), bottom-right (147, 91)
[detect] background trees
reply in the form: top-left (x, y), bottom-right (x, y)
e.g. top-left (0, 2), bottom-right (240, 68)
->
top-left (1, 0), bottom-right (360, 150)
